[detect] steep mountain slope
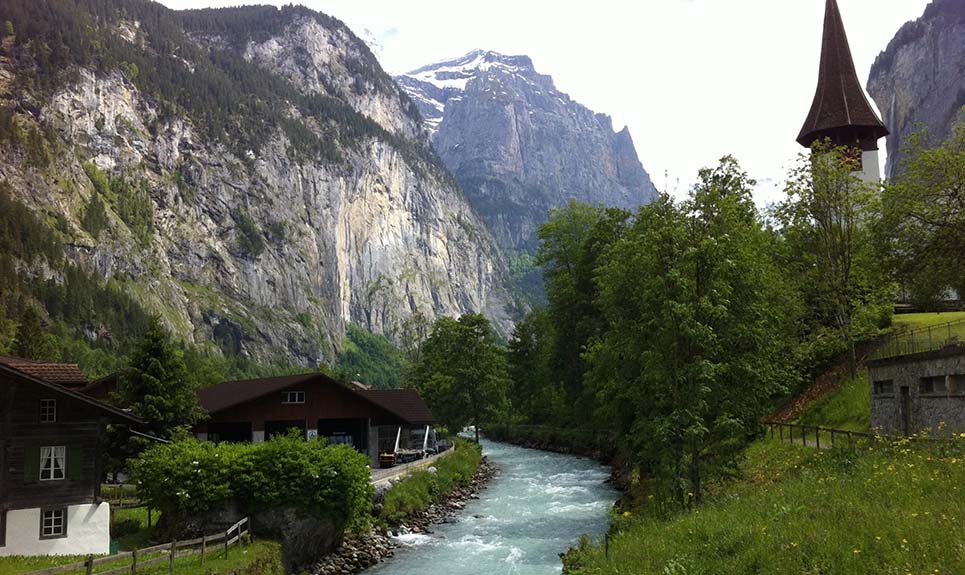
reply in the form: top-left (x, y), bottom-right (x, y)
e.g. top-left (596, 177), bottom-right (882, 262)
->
top-left (397, 50), bottom-right (658, 252)
top-left (0, 1), bottom-right (513, 367)
top-left (867, 0), bottom-right (965, 178)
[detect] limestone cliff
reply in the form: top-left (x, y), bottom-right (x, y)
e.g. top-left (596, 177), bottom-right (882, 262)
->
top-left (397, 50), bottom-right (658, 252)
top-left (867, 0), bottom-right (965, 178)
top-left (0, 2), bottom-right (513, 366)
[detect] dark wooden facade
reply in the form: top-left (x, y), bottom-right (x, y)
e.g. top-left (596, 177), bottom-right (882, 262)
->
top-left (0, 363), bottom-right (139, 547)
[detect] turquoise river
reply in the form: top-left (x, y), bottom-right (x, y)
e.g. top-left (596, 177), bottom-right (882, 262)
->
top-left (367, 439), bottom-right (618, 575)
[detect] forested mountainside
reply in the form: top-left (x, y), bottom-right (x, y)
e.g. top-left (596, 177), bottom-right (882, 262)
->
top-left (0, 0), bottom-right (516, 370)
top-left (867, 0), bottom-right (965, 178)
top-left (397, 50), bottom-right (658, 253)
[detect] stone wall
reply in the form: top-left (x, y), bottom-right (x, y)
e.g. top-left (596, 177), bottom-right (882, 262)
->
top-left (869, 346), bottom-right (965, 435)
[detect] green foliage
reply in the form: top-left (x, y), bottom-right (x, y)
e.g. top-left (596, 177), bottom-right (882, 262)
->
top-left (535, 201), bottom-right (631, 421)
top-left (588, 157), bottom-right (799, 506)
top-left (337, 324), bottom-right (409, 389)
top-left (777, 141), bottom-right (893, 376)
top-left (232, 208), bottom-right (265, 258)
top-left (132, 434), bottom-right (373, 532)
top-left (83, 163), bottom-right (154, 244)
top-left (117, 316), bottom-right (206, 441)
top-left (506, 308), bottom-right (561, 424)
top-left (564, 439), bottom-right (965, 575)
top-left (407, 314), bottom-right (509, 440)
top-left (879, 110), bottom-right (965, 306)
top-left (81, 193), bottom-right (109, 239)
top-left (119, 60), bottom-right (138, 80)
top-left (13, 305), bottom-right (57, 360)
top-left (380, 440), bottom-right (482, 524)
top-left (83, 161), bottom-right (110, 197)
top-left (796, 371), bottom-right (871, 433)
top-left (0, 0), bottom-right (447, 179)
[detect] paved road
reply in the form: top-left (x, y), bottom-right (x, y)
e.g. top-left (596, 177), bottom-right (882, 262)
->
top-left (370, 447), bottom-right (455, 487)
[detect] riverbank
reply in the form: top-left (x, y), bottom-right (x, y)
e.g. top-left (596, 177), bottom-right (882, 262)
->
top-left (311, 441), bottom-right (496, 575)
top-left (364, 440), bottom-right (618, 575)
top-left (561, 437), bottom-right (965, 575)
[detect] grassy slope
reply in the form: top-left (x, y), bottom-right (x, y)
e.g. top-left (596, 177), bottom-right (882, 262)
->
top-left (792, 312), bottom-right (965, 433)
top-left (796, 370), bottom-right (871, 432)
top-left (380, 439), bottom-right (482, 524)
top-left (0, 540), bottom-right (281, 575)
top-left (566, 439), bottom-right (965, 575)
top-left (892, 311), bottom-right (965, 329)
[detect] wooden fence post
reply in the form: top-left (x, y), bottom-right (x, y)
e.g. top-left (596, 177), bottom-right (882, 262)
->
top-left (815, 427), bottom-right (820, 449)
top-left (85, 555), bottom-right (94, 575)
top-left (131, 548), bottom-right (138, 575)
top-left (169, 539), bottom-right (176, 572)
top-left (779, 424), bottom-right (783, 442)
top-left (201, 535), bottom-right (206, 565)
top-left (147, 509), bottom-right (152, 528)
top-left (224, 527), bottom-right (230, 559)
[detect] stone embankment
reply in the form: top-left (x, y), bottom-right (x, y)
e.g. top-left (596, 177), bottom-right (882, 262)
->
top-left (311, 458), bottom-right (498, 575)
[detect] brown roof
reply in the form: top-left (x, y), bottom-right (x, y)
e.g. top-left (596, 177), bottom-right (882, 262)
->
top-left (0, 355), bottom-right (89, 388)
top-left (364, 389), bottom-right (435, 426)
top-left (197, 373), bottom-right (435, 426)
top-left (197, 373), bottom-right (321, 414)
top-left (0, 361), bottom-right (142, 424)
top-left (797, 0), bottom-right (888, 148)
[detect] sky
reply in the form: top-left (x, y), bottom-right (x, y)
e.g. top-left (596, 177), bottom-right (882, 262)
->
top-left (156, 0), bottom-right (931, 206)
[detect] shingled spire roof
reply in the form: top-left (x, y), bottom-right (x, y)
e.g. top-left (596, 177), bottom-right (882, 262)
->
top-left (797, 0), bottom-right (888, 149)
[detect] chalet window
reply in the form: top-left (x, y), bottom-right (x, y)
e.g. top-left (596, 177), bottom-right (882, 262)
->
top-left (920, 376), bottom-right (947, 395)
top-left (40, 508), bottom-right (67, 539)
top-left (39, 399), bottom-right (57, 423)
top-left (0, 510), bottom-right (5, 547)
top-left (39, 446), bottom-right (66, 481)
top-left (872, 380), bottom-right (894, 396)
top-left (282, 391), bottom-right (305, 404)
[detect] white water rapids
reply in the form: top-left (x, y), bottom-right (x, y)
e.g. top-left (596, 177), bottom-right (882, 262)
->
top-left (367, 439), bottom-right (618, 574)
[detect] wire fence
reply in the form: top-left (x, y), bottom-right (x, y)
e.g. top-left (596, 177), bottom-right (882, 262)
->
top-left (871, 318), bottom-right (965, 361)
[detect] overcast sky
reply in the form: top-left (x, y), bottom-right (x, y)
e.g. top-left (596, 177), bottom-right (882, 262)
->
top-left (156, 0), bottom-right (930, 205)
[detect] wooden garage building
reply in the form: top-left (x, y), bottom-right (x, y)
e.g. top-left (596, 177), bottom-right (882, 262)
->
top-left (193, 373), bottom-right (436, 467)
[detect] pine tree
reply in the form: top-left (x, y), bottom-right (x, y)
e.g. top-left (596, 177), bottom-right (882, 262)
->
top-left (118, 316), bottom-right (205, 440)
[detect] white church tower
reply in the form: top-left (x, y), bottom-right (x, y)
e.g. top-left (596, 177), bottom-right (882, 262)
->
top-left (797, 0), bottom-right (889, 183)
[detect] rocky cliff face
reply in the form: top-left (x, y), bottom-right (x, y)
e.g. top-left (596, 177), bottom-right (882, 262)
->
top-left (867, 0), bottom-right (965, 178)
top-left (0, 2), bottom-right (512, 366)
top-left (397, 50), bottom-right (658, 252)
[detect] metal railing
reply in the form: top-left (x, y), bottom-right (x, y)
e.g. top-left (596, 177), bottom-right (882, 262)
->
top-left (871, 318), bottom-right (965, 361)
top-left (766, 421), bottom-right (876, 449)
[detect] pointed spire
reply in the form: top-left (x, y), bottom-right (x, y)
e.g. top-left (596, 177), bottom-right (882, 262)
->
top-left (797, 0), bottom-right (888, 149)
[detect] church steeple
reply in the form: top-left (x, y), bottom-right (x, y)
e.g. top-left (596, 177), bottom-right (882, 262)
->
top-left (798, 0), bottom-right (888, 164)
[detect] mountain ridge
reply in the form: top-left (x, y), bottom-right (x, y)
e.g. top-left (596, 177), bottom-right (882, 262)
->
top-left (0, 0), bottom-right (515, 367)
top-left (396, 49), bottom-right (658, 252)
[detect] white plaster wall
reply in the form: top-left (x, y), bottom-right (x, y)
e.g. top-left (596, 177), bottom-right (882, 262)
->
top-left (252, 430), bottom-right (265, 443)
top-left (0, 503), bottom-right (110, 557)
top-left (858, 149), bottom-right (881, 183)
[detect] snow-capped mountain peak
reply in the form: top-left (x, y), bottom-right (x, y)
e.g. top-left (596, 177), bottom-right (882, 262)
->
top-left (396, 49), bottom-right (547, 135)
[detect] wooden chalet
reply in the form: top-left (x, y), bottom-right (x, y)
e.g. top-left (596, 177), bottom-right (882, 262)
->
top-left (194, 373), bottom-right (437, 467)
top-left (0, 356), bottom-right (141, 556)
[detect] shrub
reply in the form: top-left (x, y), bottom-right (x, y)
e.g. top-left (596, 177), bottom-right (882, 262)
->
top-left (131, 433), bottom-right (373, 533)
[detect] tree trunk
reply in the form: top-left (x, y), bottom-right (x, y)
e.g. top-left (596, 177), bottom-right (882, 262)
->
top-left (690, 441), bottom-right (702, 506)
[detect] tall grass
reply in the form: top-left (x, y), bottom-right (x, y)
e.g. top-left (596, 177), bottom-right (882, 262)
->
top-left (796, 370), bottom-right (871, 432)
top-left (380, 440), bottom-right (482, 524)
top-left (565, 439), bottom-right (965, 575)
